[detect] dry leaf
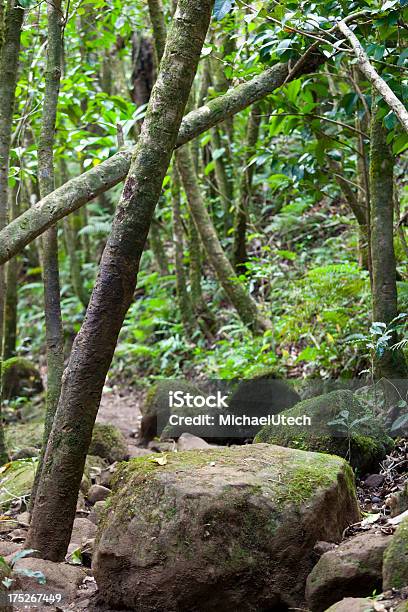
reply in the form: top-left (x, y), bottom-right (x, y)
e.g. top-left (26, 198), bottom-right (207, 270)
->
top-left (150, 455), bottom-right (168, 466)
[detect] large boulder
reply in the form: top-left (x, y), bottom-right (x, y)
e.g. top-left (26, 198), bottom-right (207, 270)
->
top-left (93, 443), bottom-right (359, 611)
top-left (324, 599), bottom-right (375, 612)
top-left (89, 423), bottom-right (128, 463)
top-left (383, 516), bottom-right (408, 589)
top-left (2, 357), bottom-right (43, 400)
top-left (306, 532), bottom-right (392, 612)
top-left (254, 390), bottom-right (393, 473)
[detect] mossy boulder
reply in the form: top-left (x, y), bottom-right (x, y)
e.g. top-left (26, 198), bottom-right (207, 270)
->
top-left (227, 375), bottom-right (300, 438)
top-left (254, 390), bottom-right (393, 473)
top-left (0, 459), bottom-right (37, 510)
top-left (89, 423), bottom-right (128, 464)
top-left (93, 443), bottom-right (359, 611)
top-left (383, 517), bottom-right (408, 589)
top-left (2, 357), bottom-right (43, 400)
top-left (139, 380), bottom-right (209, 445)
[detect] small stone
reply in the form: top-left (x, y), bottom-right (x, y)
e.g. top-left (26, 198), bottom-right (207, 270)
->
top-left (87, 485), bottom-right (110, 505)
top-left (16, 511), bottom-right (30, 527)
top-left (88, 501), bottom-right (106, 525)
top-left (177, 433), bottom-right (210, 451)
top-left (365, 474), bottom-right (385, 488)
top-left (10, 447), bottom-right (39, 460)
top-left (0, 541), bottom-right (22, 557)
top-left (372, 496), bottom-right (382, 504)
top-left (313, 541), bottom-right (336, 555)
top-left (0, 520), bottom-right (18, 534)
top-left (99, 464), bottom-right (118, 488)
top-left (9, 528), bottom-right (27, 542)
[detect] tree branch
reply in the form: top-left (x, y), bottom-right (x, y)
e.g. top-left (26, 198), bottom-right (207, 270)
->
top-left (337, 19), bottom-right (408, 134)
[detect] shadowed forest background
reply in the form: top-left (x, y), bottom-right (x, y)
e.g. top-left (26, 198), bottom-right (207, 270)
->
top-left (0, 0), bottom-right (407, 610)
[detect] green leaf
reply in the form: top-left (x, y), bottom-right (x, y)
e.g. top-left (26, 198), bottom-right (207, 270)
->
top-left (213, 0), bottom-right (234, 20)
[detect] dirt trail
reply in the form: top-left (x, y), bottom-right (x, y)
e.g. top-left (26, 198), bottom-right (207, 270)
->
top-left (96, 388), bottom-right (146, 457)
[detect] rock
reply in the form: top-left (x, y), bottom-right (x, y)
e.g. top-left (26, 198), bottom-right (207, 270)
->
top-left (89, 423), bottom-right (128, 463)
top-left (0, 459), bottom-right (37, 509)
top-left (10, 447), bottom-right (39, 460)
top-left (2, 357), bottom-right (43, 399)
top-left (9, 529), bottom-right (27, 542)
top-left (70, 518), bottom-right (97, 550)
top-left (13, 558), bottom-right (87, 599)
top-left (314, 541), bottom-right (336, 555)
top-left (5, 422), bottom-right (43, 456)
top-left (127, 445), bottom-right (154, 458)
top-left (364, 474), bottom-right (385, 488)
top-left (324, 598), bottom-right (374, 612)
top-left (81, 455), bottom-right (109, 495)
top-left (88, 501), bottom-right (106, 525)
top-left (16, 512), bottom-right (30, 527)
top-left (383, 516), bottom-right (408, 589)
top-left (177, 432), bottom-right (210, 451)
top-left (306, 532), bottom-right (393, 612)
top-left (93, 443), bottom-right (359, 611)
top-left (139, 380), bottom-right (204, 446)
top-left (227, 376), bottom-right (300, 437)
top-left (0, 541), bottom-right (22, 557)
top-left (87, 485), bottom-right (110, 504)
top-left (386, 481), bottom-right (408, 517)
top-left (99, 464), bottom-right (119, 488)
top-left (0, 520), bottom-right (18, 534)
top-left (254, 390), bottom-right (393, 472)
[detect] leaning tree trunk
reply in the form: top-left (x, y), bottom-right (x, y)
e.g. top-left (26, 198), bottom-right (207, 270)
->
top-left (26, 0), bottom-right (214, 561)
top-left (0, 0), bottom-right (23, 464)
top-left (233, 104), bottom-right (261, 271)
top-left (370, 108), bottom-right (407, 379)
top-left (31, 0), bottom-right (65, 509)
top-left (176, 144), bottom-right (271, 334)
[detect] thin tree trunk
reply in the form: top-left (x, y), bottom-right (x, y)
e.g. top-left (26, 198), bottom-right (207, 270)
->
top-left (0, 54), bottom-right (325, 264)
top-left (172, 165), bottom-right (193, 334)
top-left (176, 144), bottom-right (271, 334)
top-left (211, 126), bottom-right (232, 236)
top-left (233, 104), bottom-right (261, 271)
top-left (3, 186), bottom-right (20, 359)
top-left (26, 0), bottom-right (214, 561)
top-left (31, 0), bottom-right (64, 508)
top-left (63, 215), bottom-right (89, 307)
top-left (147, 0), bottom-right (166, 63)
top-left (370, 108), bottom-right (407, 378)
top-left (149, 220), bottom-right (170, 276)
top-left (0, 0), bottom-right (23, 464)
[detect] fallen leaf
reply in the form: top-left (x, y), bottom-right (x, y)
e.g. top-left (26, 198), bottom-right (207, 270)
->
top-left (150, 455), bottom-right (168, 466)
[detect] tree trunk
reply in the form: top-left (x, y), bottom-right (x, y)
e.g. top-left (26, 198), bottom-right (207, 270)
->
top-left (211, 126), bottom-right (233, 236)
top-left (171, 165), bottom-right (193, 334)
top-left (0, 0), bottom-right (23, 464)
top-left (370, 109), bottom-right (407, 378)
top-left (26, 0), bottom-right (214, 561)
top-left (176, 144), bottom-right (271, 334)
top-left (3, 186), bottom-right (20, 359)
top-left (233, 104), bottom-right (261, 271)
top-left (31, 0), bottom-right (65, 509)
top-left (147, 0), bottom-right (166, 64)
top-left (149, 220), bottom-right (170, 276)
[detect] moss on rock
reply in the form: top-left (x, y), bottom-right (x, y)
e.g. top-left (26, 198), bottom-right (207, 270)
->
top-left (5, 421), bottom-right (44, 455)
top-left (89, 423), bottom-right (128, 464)
top-left (94, 443), bottom-right (359, 611)
top-left (2, 357), bottom-right (43, 400)
top-left (0, 459), bottom-right (37, 510)
top-left (254, 390), bottom-right (393, 473)
top-left (383, 517), bottom-right (408, 589)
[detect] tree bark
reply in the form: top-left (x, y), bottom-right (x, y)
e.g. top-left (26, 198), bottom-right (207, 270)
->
top-left (0, 0), bottom-right (23, 464)
top-left (171, 164), bottom-right (193, 334)
top-left (31, 0), bottom-right (65, 509)
top-left (0, 54), bottom-right (325, 265)
top-left (147, 0), bottom-right (166, 63)
top-left (3, 186), bottom-right (20, 359)
top-left (233, 104), bottom-right (261, 270)
top-left (370, 109), bottom-right (407, 378)
top-left (176, 144), bottom-right (271, 334)
top-left (149, 219), bottom-right (170, 276)
top-left (26, 0), bottom-right (214, 561)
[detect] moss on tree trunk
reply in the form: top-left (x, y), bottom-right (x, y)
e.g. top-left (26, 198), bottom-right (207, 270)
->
top-left (370, 109), bottom-right (407, 378)
top-left (26, 0), bottom-right (214, 561)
